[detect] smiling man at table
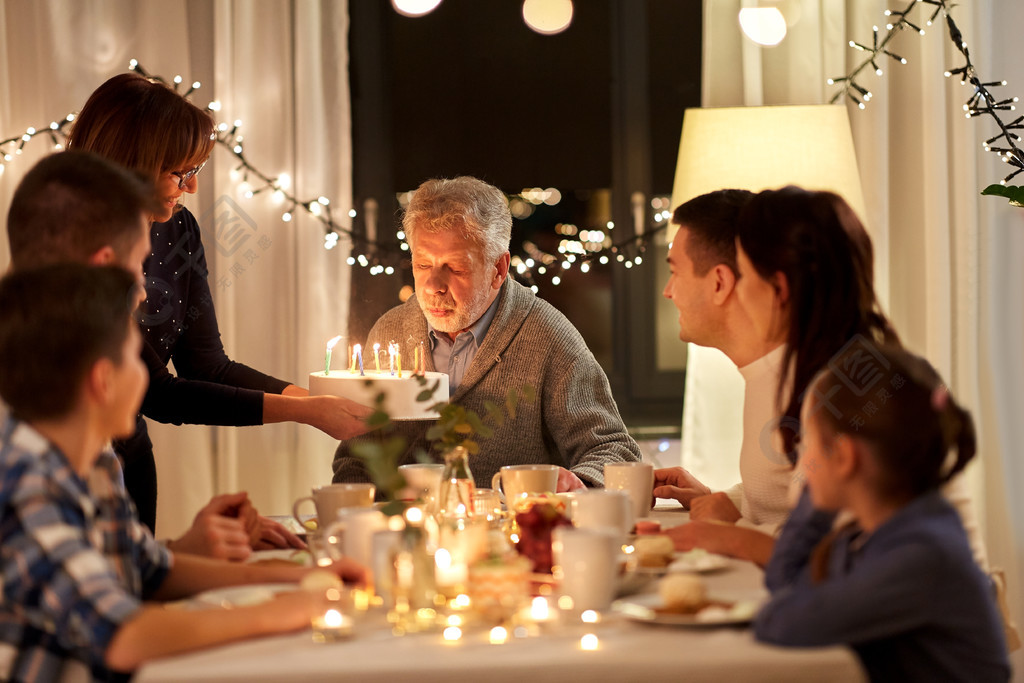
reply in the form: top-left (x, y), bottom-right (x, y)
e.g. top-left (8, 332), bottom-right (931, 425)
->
top-left (332, 176), bottom-right (641, 491)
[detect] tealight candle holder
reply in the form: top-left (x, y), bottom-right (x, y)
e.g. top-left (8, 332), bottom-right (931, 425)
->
top-left (311, 587), bottom-right (354, 643)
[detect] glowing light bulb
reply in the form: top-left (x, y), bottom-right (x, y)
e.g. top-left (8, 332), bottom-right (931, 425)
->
top-left (522, 0), bottom-right (574, 35)
top-left (391, 0), bottom-right (442, 17)
top-left (739, 7), bottom-right (787, 46)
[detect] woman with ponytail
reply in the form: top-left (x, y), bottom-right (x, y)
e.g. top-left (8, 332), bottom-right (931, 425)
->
top-left (754, 345), bottom-right (1009, 682)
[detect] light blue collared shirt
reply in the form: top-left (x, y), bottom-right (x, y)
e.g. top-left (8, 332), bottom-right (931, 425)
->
top-left (427, 294), bottom-right (501, 395)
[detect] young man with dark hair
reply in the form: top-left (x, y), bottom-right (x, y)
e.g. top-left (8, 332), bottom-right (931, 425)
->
top-left (0, 264), bottom-right (363, 682)
top-left (4, 151), bottom-right (298, 558)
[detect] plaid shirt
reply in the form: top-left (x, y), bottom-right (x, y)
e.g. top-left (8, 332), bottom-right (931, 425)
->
top-left (0, 413), bottom-right (172, 682)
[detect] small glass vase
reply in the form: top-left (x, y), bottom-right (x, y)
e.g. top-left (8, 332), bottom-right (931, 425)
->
top-left (436, 446), bottom-right (475, 521)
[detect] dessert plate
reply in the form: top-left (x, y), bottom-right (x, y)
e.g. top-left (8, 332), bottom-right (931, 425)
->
top-left (191, 583), bottom-right (297, 609)
top-left (612, 593), bottom-right (760, 627)
top-left (666, 549), bottom-right (731, 574)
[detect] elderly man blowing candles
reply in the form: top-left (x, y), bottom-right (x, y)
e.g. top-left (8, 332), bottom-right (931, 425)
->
top-left (333, 176), bottom-right (641, 491)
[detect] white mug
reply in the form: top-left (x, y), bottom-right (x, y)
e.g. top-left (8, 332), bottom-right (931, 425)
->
top-left (326, 508), bottom-right (387, 571)
top-left (571, 489), bottom-right (632, 543)
top-left (293, 482), bottom-right (375, 529)
top-left (398, 463), bottom-right (445, 510)
top-left (603, 461), bottom-right (654, 523)
top-left (491, 464), bottom-right (559, 506)
top-left (552, 526), bottom-right (620, 611)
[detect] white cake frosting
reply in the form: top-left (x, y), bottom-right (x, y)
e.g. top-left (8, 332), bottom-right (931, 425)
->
top-left (308, 370), bottom-right (449, 420)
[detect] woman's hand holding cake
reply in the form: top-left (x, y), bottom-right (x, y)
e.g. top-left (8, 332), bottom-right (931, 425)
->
top-left (263, 393), bottom-right (374, 441)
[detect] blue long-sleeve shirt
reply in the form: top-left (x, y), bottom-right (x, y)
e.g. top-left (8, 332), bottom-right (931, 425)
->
top-left (114, 207), bottom-right (290, 528)
top-left (755, 488), bottom-right (1009, 683)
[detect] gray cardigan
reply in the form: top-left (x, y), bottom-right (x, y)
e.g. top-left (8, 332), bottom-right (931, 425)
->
top-left (332, 278), bottom-right (641, 488)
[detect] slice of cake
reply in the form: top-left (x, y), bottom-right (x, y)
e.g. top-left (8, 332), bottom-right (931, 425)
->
top-left (658, 573), bottom-right (707, 614)
top-left (633, 535), bottom-right (675, 568)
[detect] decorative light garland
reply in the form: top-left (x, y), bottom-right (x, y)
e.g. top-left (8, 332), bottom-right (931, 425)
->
top-left (2, 60), bottom-right (667, 287)
top-left (829, 0), bottom-right (1024, 193)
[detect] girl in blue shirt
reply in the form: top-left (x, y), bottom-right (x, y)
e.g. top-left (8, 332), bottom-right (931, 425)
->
top-left (754, 345), bottom-right (1009, 682)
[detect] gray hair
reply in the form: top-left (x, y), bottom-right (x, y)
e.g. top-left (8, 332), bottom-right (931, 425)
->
top-left (402, 176), bottom-right (512, 265)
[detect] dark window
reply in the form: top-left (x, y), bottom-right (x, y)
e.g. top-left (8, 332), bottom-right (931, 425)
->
top-left (349, 0), bottom-right (701, 429)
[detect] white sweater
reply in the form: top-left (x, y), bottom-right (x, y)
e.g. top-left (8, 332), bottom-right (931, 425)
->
top-left (725, 345), bottom-right (798, 533)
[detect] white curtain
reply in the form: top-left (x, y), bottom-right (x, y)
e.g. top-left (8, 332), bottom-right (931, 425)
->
top-left (0, 0), bottom-right (353, 539)
top-left (692, 0), bottom-right (1022, 673)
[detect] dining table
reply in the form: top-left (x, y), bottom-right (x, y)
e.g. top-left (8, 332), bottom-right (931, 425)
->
top-left (135, 505), bottom-right (867, 683)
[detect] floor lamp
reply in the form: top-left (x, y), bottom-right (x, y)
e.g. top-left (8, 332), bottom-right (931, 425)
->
top-left (667, 104), bottom-right (866, 490)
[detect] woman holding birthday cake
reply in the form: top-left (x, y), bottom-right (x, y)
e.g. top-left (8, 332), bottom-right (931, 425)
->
top-left (67, 72), bottom-right (371, 534)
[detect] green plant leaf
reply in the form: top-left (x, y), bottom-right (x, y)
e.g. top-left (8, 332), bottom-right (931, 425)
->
top-left (465, 411), bottom-right (485, 433)
top-left (379, 499), bottom-right (408, 517)
top-left (454, 422), bottom-right (473, 435)
top-left (366, 411), bottom-right (391, 429)
top-left (982, 183), bottom-right (1024, 207)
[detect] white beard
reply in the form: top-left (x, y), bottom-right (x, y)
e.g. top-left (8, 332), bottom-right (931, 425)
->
top-left (418, 285), bottom-right (492, 334)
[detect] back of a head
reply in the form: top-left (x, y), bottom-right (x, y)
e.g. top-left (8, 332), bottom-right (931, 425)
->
top-left (66, 72), bottom-right (215, 179)
top-left (402, 176), bottom-right (512, 264)
top-left (6, 151), bottom-right (157, 270)
top-left (736, 186), bottom-right (897, 460)
top-left (0, 264), bottom-right (139, 421)
top-left (809, 344), bottom-right (976, 501)
top-left (671, 189), bottom-right (754, 276)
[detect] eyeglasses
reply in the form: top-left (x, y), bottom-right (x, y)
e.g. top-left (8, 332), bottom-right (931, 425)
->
top-left (171, 160), bottom-right (207, 189)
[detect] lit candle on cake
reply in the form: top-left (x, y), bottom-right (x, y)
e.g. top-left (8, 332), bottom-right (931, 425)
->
top-left (418, 341), bottom-right (426, 374)
top-left (397, 347), bottom-right (402, 378)
top-left (414, 344), bottom-right (421, 376)
top-left (354, 344), bottom-right (364, 376)
top-left (388, 342), bottom-right (396, 376)
top-left (373, 343), bottom-right (381, 372)
top-left (324, 335), bottom-right (342, 375)
top-left (349, 344), bottom-right (355, 373)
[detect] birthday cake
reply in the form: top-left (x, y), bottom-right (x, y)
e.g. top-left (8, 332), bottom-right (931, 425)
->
top-left (308, 370), bottom-right (449, 420)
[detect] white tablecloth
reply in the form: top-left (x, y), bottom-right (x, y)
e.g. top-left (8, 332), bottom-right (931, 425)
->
top-left (135, 507), bottom-right (866, 683)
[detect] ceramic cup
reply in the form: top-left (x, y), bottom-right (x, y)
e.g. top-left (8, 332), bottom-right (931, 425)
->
top-left (603, 461), bottom-right (654, 523)
top-left (398, 463), bottom-right (445, 512)
top-left (293, 482), bottom-right (375, 530)
top-left (570, 489), bottom-right (633, 543)
top-left (552, 526), bottom-right (620, 611)
top-left (326, 508), bottom-right (387, 571)
top-left (491, 464), bottom-right (559, 506)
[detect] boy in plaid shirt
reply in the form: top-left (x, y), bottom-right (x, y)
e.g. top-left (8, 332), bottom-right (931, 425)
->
top-left (0, 265), bottom-right (362, 682)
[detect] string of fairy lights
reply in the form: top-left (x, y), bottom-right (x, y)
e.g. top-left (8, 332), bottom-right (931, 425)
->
top-left (3, 4), bottom-right (1020, 282)
top-left (1, 59), bottom-right (663, 288)
top-left (829, 0), bottom-right (1023, 185)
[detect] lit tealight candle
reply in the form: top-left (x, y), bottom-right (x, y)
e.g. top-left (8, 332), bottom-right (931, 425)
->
top-left (489, 626), bottom-right (509, 645)
top-left (530, 596), bottom-right (551, 622)
top-left (324, 335), bottom-right (342, 375)
top-left (580, 633), bottom-right (599, 651)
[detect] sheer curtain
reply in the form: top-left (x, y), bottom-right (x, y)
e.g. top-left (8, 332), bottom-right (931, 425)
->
top-left (693, 0), bottom-right (1022, 671)
top-left (0, 0), bottom-right (353, 538)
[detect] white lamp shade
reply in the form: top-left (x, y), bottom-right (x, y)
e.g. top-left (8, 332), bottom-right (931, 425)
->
top-left (669, 104), bottom-right (867, 235)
